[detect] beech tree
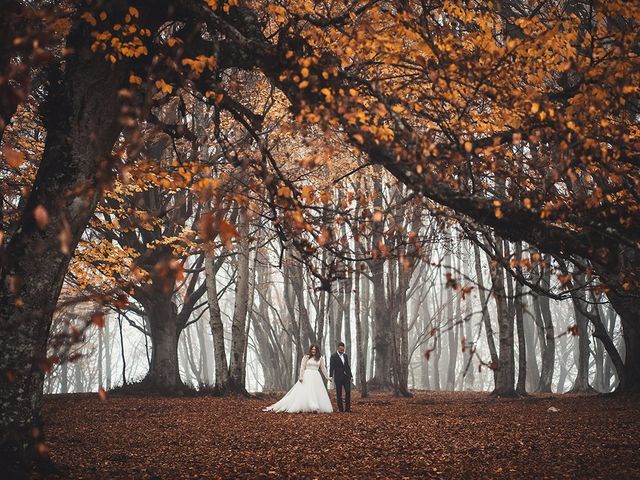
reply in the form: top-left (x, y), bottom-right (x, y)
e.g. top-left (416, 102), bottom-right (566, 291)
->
top-left (1, 0), bottom-right (638, 475)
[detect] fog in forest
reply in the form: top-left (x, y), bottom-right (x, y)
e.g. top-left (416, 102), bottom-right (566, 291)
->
top-left (45, 223), bottom-right (622, 396)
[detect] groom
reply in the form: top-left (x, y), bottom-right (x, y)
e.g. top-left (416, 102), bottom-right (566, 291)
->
top-left (329, 342), bottom-right (353, 413)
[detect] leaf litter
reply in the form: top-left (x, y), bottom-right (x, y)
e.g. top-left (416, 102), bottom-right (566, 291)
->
top-left (39, 391), bottom-right (640, 479)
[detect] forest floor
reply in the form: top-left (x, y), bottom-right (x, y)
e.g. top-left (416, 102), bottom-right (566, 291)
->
top-left (40, 390), bottom-right (640, 479)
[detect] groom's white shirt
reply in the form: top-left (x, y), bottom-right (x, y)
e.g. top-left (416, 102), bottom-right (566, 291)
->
top-left (338, 352), bottom-right (345, 364)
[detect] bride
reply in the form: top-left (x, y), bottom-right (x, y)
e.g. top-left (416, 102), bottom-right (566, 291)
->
top-left (264, 344), bottom-right (333, 413)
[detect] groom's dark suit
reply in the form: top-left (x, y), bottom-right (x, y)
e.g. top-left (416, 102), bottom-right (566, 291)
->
top-left (329, 351), bottom-right (352, 412)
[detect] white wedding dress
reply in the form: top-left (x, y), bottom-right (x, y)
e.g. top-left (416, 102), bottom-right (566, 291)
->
top-left (264, 355), bottom-right (333, 413)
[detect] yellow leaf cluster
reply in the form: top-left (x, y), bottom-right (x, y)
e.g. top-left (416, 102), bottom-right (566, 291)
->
top-left (88, 7), bottom-right (150, 64)
top-left (181, 55), bottom-right (217, 78)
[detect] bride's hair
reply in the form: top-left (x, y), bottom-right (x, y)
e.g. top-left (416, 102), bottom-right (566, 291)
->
top-left (307, 344), bottom-right (321, 361)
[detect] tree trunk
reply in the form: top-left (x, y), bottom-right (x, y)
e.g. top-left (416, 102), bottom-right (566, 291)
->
top-left (432, 292), bottom-right (442, 392)
top-left (142, 294), bottom-right (182, 389)
top-left (118, 314), bottom-right (127, 387)
top-left (369, 258), bottom-right (393, 388)
top-left (283, 258), bottom-right (303, 370)
top-left (240, 253), bottom-right (255, 390)
top-left (179, 335), bottom-right (193, 386)
top-left (228, 206), bottom-right (250, 393)
top-left (462, 256), bottom-right (475, 390)
top-left (291, 260), bottom-right (316, 347)
top-left (367, 175), bottom-right (392, 390)
top-left (473, 242), bottom-right (498, 388)
top-left (59, 362), bottom-right (68, 395)
top-left (398, 296), bottom-right (411, 396)
top-left (251, 253), bottom-right (279, 391)
top-left (334, 283), bottom-right (344, 347)
top-left (535, 259), bottom-right (555, 393)
top-left (568, 271), bottom-right (594, 393)
top-left (205, 254), bottom-right (229, 393)
top-left (572, 292), bottom-right (625, 391)
top-left (514, 243), bottom-right (527, 395)
top-left (433, 323), bottom-right (441, 391)
top-left (315, 272), bottom-right (326, 355)
top-left (327, 289), bottom-right (336, 355)
top-left (364, 280), bottom-right (372, 381)
top-left (343, 272), bottom-right (353, 352)
top-left (489, 239), bottom-right (516, 397)
top-left (252, 299), bottom-right (281, 391)
top-left (0, 18), bottom-right (130, 472)
top-left (392, 262), bottom-right (412, 397)
top-left (607, 291), bottom-right (640, 393)
top-left (514, 281), bottom-right (527, 395)
top-left (524, 294), bottom-right (540, 391)
top-left (600, 302), bottom-right (618, 391)
top-left (184, 328), bottom-right (202, 385)
top-left (354, 268), bottom-right (368, 397)
top-left (593, 332), bottom-right (605, 392)
top-left (97, 326), bottom-right (104, 391)
top-left (197, 319), bottom-right (211, 386)
top-left (104, 318), bottom-right (112, 390)
top-left (445, 250), bottom-right (456, 390)
top-left (556, 333), bottom-right (570, 393)
top-left (73, 360), bottom-right (82, 393)
top-left (421, 282), bottom-right (432, 390)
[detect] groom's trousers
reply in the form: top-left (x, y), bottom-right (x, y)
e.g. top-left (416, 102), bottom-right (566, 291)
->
top-left (335, 377), bottom-right (351, 412)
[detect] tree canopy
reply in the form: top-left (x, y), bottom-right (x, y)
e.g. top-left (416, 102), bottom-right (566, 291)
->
top-left (1, 0), bottom-right (639, 475)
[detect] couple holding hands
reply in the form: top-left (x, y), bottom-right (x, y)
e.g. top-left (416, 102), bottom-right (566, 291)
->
top-left (264, 342), bottom-right (352, 414)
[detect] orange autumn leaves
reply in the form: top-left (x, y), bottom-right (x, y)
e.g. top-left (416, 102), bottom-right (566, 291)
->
top-left (85, 6), bottom-right (150, 64)
top-left (3, 0), bottom-right (637, 299)
top-left (43, 392), bottom-right (640, 479)
top-left (198, 213), bottom-right (238, 249)
top-left (2, 146), bottom-right (25, 169)
top-left (258, 0), bottom-right (639, 238)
